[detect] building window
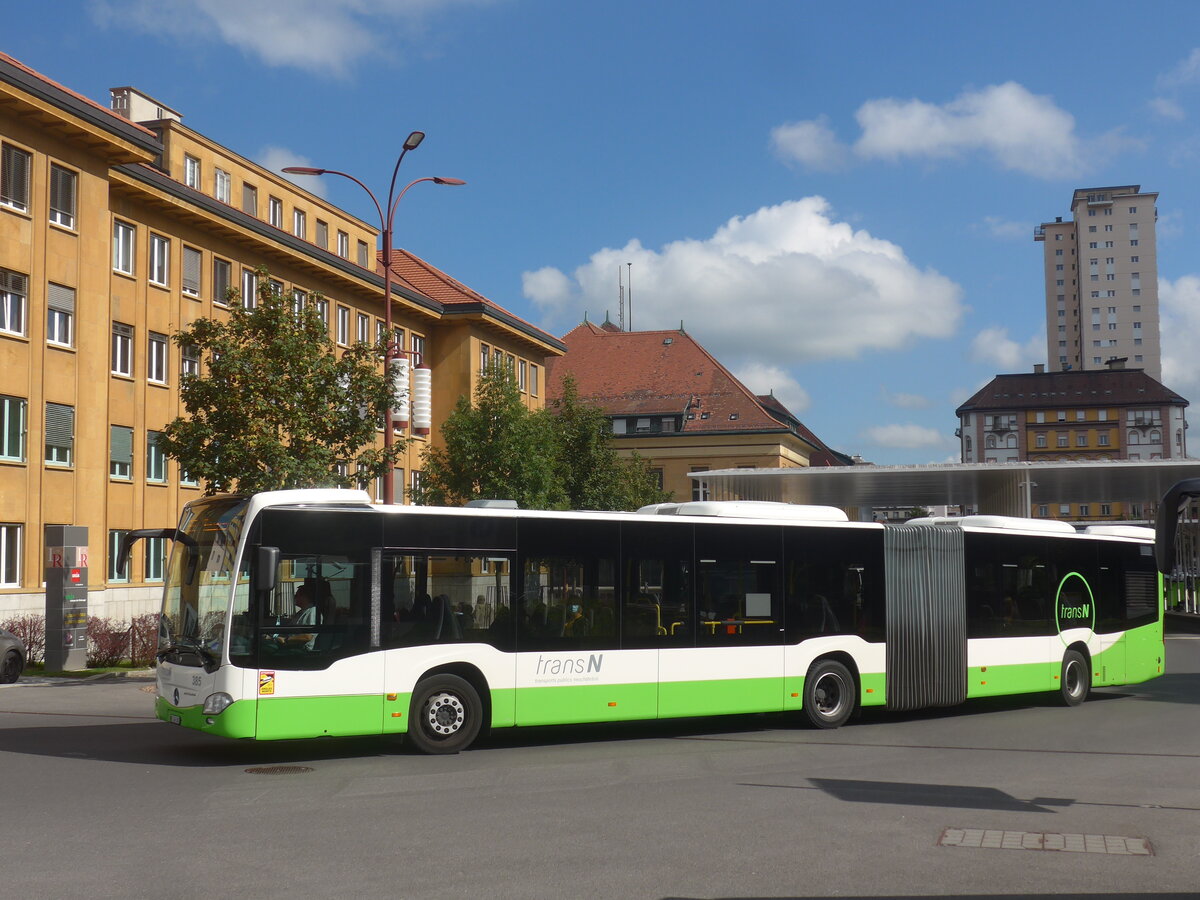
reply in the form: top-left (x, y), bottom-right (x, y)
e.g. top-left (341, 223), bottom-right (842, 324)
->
top-left (45, 402), bottom-right (74, 467)
top-left (479, 343), bottom-right (490, 374)
top-left (337, 230), bottom-right (349, 258)
top-left (48, 163), bottom-right (76, 229)
top-left (1098, 432), bottom-right (1110, 447)
top-left (293, 208), bottom-right (306, 239)
top-left (356, 312), bottom-right (369, 343)
top-left (315, 297), bottom-right (329, 330)
top-left (411, 333), bottom-right (425, 361)
top-left (0, 395), bottom-right (26, 462)
top-left (145, 536), bottom-right (166, 582)
top-left (184, 154), bottom-right (200, 189)
top-left (690, 467), bottom-right (710, 502)
top-left (149, 234), bottom-right (170, 286)
top-left (241, 268), bottom-right (258, 308)
top-left (1037, 505), bottom-right (1048, 518)
top-left (147, 431), bottom-right (167, 483)
top-left (112, 322), bottom-right (133, 376)
top-left (268, 195), bottom-right (283, 228)
top-left (530, 363), bottom-right (539, 397)
top-left (336, 306), bottom-right (350, 345)
top-left (357, 240), bottom-right (369, 268)
top-left (214, 168), bottom-right (231, 204)
top-left (0, 524), bottom-right (21, 586)
top-left (242, 183), bottom-right (258, 216)
top-left (1076, 433), bottom-right (1087, 447)
top-left (1036, 433), bottom-right (1047, 448)
top-left (411, 469), bottom-right (422, 499)
top-left (213, 258), bottom-right (231, 305)
top-left (45, 283), bottom-right (74, 347)
top-left (109, 425), bottom-right (133, 479)
top-left (1, 268), bottom-right (27, 336)
top-left (182, 246), bottom-right (201, 297)
top-left (316, 220), bottom-right (329, 249)
top-left (1079, 504), bottom-right (1090, 517)
top-left (181, 343), bottom-right (199, 379)
top-left (0, 143), bottom-right (31, 211)
top-left (108, 530), bottom-right (130, 583)
top-left (180, 469), bottom-right (199, 488)
top-left (148, 332), bottom-right (168, 384)
top-left (519, 359), bottom-right (528, 392)
top-left (113, 220), bottom-right (135, 274)
top-left (1056, 433), bottom-right (1068, 448)
top-left (292, 289), bottom-right (307, 319)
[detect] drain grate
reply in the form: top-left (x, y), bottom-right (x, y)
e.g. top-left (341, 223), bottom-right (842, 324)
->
top-left (940, 828), bottom-right (1152, 856)
top-left (244, 765), bottom-right (314, 775)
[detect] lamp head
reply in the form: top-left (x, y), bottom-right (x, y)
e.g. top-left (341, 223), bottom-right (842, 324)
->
top-left (433, 177), bottom-right (467, 186)
top-left (281, 166), bottom-right (326, 176)
top-left (403, 131), bottom-right (426, 151)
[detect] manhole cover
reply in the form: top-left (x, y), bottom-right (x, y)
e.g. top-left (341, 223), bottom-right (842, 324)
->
top-left (244, 765), bottom-right (314, 775)
top-left (940, 828), bottom-right (1152, 856)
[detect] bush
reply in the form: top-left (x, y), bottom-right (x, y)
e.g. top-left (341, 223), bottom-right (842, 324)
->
top-left (1, 614), bottom-right (46, 665)
top-left (130, 614), bottom-right (159, 666)
top-left (86, 617), bottom-right (130, 668)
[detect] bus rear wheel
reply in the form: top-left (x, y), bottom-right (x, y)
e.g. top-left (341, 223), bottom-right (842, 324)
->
top-left (408, 674), bottom-right (483, 754)
top-left (1060, 650), bottom-right (1090, 707)
top-left (803, 659), bottom-right (855, 729)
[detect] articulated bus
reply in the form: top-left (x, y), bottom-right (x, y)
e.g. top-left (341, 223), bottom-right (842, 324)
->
top-left (134, 489), bottom-right (1165, 753)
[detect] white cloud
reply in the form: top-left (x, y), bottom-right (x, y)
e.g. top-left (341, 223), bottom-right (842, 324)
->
top-left (775, 82), bottom-right (1135, 179)
top-left (770, 116), bottom-right (849, 171)
top-left (976, 216), bottom-right (1031, 240)
top-left (732, 363), bottom-right (811, 414)
top-left (1150, 97), bottom-right (1186, 121)
top-left (90, 0), bottom-right (485, 77)
top-left (1160, 276), bottom-right (1200, 397)
top-left (524, 197), bottom-right (962, 371)
top-left (1158, 48), bottom-right (1200, 90)
top-left (884, 390), bottom-right (931, 410)
top-left (969, 326), bottom-right (1043, 372)
top-left (521, 267), bottom-right (573, 312)
top-left (861, 423), bottom-right (953, 450)
top-left (260, 146), bottom-right (328, 198)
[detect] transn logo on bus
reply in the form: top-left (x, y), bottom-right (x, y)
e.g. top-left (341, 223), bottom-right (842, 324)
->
top-left (535, 654), bottom-right (603, 676)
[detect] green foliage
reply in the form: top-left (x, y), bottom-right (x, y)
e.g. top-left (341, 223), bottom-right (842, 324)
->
top-left (413, 368), bottom-right (562, 508)
top-left (413, 369), bottom-right (670, 511)
top-left (157, 269), bottom-right (404, 495)
top-left (547, 376), bottom-right (670, 511)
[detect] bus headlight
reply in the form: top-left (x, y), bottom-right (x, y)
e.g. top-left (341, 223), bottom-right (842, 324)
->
top-left (203, 692), bottom-right (233, 715)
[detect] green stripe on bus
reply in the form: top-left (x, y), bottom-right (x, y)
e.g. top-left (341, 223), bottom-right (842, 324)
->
top-left (155, 696), bottom-right (257, 739)
top-left (256, 694), bottom-right (384, 739)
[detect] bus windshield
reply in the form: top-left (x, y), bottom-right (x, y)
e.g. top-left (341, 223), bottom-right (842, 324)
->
top-left (160, 496), bottom-right (248, 667)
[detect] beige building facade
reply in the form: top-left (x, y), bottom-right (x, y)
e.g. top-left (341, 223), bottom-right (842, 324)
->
top-left (0, 55), bottom-right (561, 621)
top-left (1035, 185), bottom-right (1161, 380)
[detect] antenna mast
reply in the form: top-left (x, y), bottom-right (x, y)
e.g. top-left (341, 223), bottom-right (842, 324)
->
top-left (618, 266), bottom-right (625, 331)
top-left (627, 262), bottom-right (632, 331)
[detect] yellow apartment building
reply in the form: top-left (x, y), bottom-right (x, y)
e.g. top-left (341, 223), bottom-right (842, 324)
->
top-left (0, 53), bottom-right (562, 620)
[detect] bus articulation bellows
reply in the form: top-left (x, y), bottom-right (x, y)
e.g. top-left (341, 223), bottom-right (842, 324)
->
top-left (139, 489), bottom-right (1166, 753)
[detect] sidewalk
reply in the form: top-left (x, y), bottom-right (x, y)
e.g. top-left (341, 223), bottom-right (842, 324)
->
top-left (4, 668), bottom-right (156, 687)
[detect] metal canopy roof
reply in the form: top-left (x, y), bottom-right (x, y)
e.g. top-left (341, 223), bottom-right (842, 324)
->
top-left (693, 459), bottom-right (1200, 516)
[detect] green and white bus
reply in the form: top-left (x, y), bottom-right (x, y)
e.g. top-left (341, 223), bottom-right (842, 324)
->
top-left (139, 489), bottom-right (1164, 753)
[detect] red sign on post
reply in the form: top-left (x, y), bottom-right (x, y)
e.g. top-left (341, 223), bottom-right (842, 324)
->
top-left (70, 569), bottom-right (82, 584)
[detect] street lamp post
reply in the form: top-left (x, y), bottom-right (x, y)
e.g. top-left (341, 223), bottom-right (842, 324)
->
top-left (284, 134), bottom-right (465, 503)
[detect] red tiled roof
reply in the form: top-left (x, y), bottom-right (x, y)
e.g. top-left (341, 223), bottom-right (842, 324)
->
top-left (383, 248), bottom-right (559, 346)
top-left (0, 52), bottom-right (157, 139)
top-left (546, 323), bottom-right (817, 441)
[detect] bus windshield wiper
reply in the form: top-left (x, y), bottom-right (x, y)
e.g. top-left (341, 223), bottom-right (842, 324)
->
top-left (157, 639), bottom-right (219, 673)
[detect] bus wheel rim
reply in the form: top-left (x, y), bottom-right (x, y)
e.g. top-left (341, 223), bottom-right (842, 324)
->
top-left (426, 692), bottom-right (465, 735)
top-left (815, 673), bottom-right (844, 716)
top-left (1065, 660), bottom-right (1082, 696)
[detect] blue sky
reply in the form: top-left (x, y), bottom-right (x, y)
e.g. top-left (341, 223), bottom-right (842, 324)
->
top-left (11, 1), bottom-right (1200, 464)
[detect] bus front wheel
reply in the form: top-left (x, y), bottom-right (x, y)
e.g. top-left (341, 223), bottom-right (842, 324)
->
top-left (408, 674), bottom-right (483, 754)
top-left (1060, 650), bottom-right (1090, 707)
top-left (803, 659), bottom-right (856, 729)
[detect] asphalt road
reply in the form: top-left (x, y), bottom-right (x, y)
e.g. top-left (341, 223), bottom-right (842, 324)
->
top-left (1, 640), bottom-right (1198, 900)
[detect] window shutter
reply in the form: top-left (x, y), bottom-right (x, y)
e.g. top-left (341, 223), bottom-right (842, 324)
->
top-left (183, 247), bottom-right (201, 294)
top-left (49, 165), bottom-right (75, 218)
top-left (0, 269), bottom-right (27, 296)
top-left (110, 425), bottom-right (132, 464)
top-left (1, 144), bottom-right (31, 209)
top-left (47, 283), bottom-right (75, 314)
top-left (45, 403), bottom-right (74, 446)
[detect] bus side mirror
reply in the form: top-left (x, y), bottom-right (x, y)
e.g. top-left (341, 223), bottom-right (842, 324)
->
top-left (255, 546), bottom-right (280, 593)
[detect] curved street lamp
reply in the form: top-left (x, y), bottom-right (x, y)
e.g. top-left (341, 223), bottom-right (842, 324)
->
top-left (284, 132), bottom-right (466, 503)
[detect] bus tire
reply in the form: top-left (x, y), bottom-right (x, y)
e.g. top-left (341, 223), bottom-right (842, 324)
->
top-left (1060, 650), bottom-right (1089, 707)
top-left (803, 659), bottom-right (856, 729)
top-left (408, 674), bottom-right (483, 754)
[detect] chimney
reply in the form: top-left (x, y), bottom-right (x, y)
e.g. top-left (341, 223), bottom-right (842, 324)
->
top-left (109, 87), bottom-right (182, 124)
top-left (1033, 363), bottom-right (1045, 375)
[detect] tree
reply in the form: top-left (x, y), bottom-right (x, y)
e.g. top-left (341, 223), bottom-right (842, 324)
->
top-left (548, 375), bottom-right (670, 511)
top-left (412, 367), bottom-right (562, 508)
top-left (157, 269), bottom-right (404, 495)
top-left (413, 369), bottom-right (670, 511)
